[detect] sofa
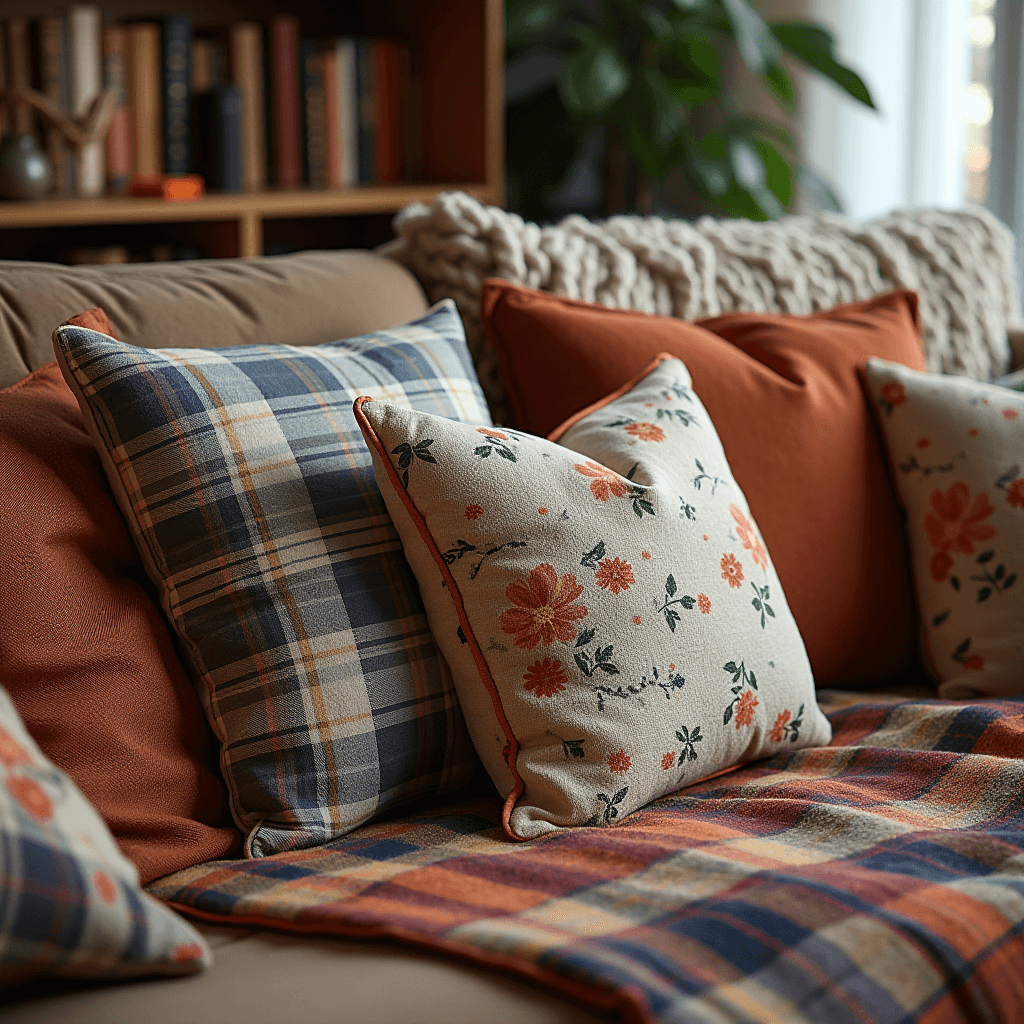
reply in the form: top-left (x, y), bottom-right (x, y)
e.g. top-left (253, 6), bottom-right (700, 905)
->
top-left (1, 205), bottom-right (1024, 1024)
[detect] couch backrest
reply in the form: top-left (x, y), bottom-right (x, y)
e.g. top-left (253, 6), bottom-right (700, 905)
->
top-left (0, 250), bottom-right (428, 390)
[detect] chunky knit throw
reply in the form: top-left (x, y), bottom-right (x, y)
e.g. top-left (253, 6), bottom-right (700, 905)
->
top-left (386, 191), bottom-right (1021, 421)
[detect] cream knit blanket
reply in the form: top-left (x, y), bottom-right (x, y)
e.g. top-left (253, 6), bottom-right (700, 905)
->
top-left (386, 191), bottom-right (1021, 421)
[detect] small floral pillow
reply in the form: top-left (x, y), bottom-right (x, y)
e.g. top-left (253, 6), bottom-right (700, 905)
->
top-left (0, 686), bottom-right (210, 985)
top-left (356, 356), bottom-right (831, 839)
top-left (864, 358), bottom-right (1024, 698)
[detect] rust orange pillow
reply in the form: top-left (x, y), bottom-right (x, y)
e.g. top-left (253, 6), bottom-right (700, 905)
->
top-left (0, 310), bottom-right (239, 885)
top-left (482, 282), bottom-right (928, 686)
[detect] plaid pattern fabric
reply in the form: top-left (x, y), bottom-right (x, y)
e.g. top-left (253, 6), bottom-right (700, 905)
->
top-left (54, 302), bottom-right (489, 857)
top-left (0, 687), bottom-right (209, 984)
top-left (150, 691), bottom-right (1024, 1023)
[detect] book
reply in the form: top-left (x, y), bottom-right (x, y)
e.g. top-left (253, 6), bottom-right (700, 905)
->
top-left (268, 16), bottom-right (301, 188)
top-left (230, 23), bottom-right (266, 192)
top-left (127, 23), bottom-right (162, 178)
top-left (39, 16), bottom-right (73, 193)
top-left (102, 26), bottom-right (131, 194)
top-left (332, 38), bottom-right (358, 188)
top-left (321, 47), bottom-right (340, 188)
top-left (6, 18), bottom-right (33, 137)
top-left (192, 37), bottom-right (226, 92)
top-left (68, 5), bottom-right (105, 196)
top-left (161, 15), bottom-right (191, 174)
top-left (374, 39), bottom-right (406, 185)
top-left (301, 40), bottom-right (327, 189)
top-left (355, 38), bottom-right (376, 184)
top-left (193, 84), bottom-right (241, 192)
top-left (0, 24), bottom-right (7, 138)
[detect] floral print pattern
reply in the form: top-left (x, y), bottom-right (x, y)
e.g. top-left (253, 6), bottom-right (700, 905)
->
top-left (360, 356), bottom-right (829, 837)
top-left (501, 564), bottom-right (588, 648)
top-left (865, 359), bottom-right (1024, 698)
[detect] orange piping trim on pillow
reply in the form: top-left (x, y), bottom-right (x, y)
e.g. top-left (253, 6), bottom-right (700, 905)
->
top-left (353, 396), bottom-right (528, 841)
top-left (547, 352), bottom-right (677, 442)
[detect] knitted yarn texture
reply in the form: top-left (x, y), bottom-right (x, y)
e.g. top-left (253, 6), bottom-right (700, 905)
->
top-left (386, 192), bottom-right (1021, 422)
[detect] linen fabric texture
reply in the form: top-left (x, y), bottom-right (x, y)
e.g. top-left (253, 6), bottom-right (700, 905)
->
top-left (0, 315), bottom-right (238, 886)
top-left (52, 302), bottom-right (488, 857)
top-left (0, 685), bottom-right (210, 985)
top-left (863, 359), bottom-right (1024, 698)
top-left (482, 282), bottom-right (927, 687)
top-left (356, 356), bottom-right (831, 839)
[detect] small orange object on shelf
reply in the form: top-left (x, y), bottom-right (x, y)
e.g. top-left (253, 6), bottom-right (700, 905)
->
top-left (128, 174), bottom-right (205, 201)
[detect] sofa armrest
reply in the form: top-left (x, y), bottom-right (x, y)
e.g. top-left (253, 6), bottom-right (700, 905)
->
top-left (1008, 326), bottom-right (1024, 370)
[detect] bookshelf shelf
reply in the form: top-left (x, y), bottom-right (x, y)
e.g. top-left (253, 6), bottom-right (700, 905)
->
top-left (0, 0), bottom-right (504, 261)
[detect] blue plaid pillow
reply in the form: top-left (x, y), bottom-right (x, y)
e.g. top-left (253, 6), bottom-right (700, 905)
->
top-left (54, 302), bottom-right (487, 857)
top-left (0, 686), bottom-right (209, 983)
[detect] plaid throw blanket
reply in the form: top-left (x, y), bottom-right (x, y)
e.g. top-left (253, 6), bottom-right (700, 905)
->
top-left (151, 692), bottom-right (1024, 1023)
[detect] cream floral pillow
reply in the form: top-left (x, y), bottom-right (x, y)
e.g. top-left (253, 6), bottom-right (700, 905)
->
top-left (356, 356), bottom-right (831, 839)
top-left (864, 358), bottom-right (1024, 698)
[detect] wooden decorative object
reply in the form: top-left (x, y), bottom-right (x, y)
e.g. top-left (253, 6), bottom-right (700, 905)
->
top-left (0, 86), bottom-right (117, 193)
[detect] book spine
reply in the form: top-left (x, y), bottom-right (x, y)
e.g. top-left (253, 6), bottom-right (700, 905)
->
top-left (68, 4), bottom-right (104, 196)
top-left (230, 22), bottom-right (265, 192)
top-left (269, 16), bottom-right (300, 188)
top-left (321, 48), bottom-right (341, 189)
top-left (162, 15), bottom-right (191, 174)
top-left (39, 17), bottom-right (69, 192)
top-left (191, 38), bottom-right (213, 92)
top-left (102, 26), bottom-right (131, 193)
top-left (0, 24), bottom-right (7, 138)
top-left (302, 41), bottom-right (327, 189)
top-left (374, 39), bottom-right (405, 185)
top-left (7, 18), bottom-right (33, 137)
top-left (355, 38), bottom-right (376, 184)
top-left (127, 23), bottom-right (163, 177)
top-left (335, 38), bottom-right (357, 188)
top-left (193, 84), bottom-right (241, 192)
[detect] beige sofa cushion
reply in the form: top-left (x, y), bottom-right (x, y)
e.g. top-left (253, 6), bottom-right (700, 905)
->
top-left (0, 250), bottom-right (428, 389)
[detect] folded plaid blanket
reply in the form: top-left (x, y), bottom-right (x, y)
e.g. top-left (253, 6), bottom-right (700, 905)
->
top-left (151, 691), bottom-right (1024, 1023)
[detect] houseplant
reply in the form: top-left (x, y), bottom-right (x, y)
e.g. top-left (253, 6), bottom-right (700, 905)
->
top-left (506, 0), bottom-right (876, 220)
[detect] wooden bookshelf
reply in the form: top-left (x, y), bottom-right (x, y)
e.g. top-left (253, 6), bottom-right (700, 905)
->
top-left (0, 0), bottom-right (504, 261)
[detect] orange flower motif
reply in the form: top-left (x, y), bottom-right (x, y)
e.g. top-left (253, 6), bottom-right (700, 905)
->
top-left (729, 504), bottom-right (767, 571)
top-left (641, 551), bottom-right (651, 560)
top-left (661, 751), bottom-right (675, 770)
top-left (172, 943), bottom-right (206, 963)
top-left (924, 482), bottom-right (996, 582)
top-left (697, 593), bottom-right (711, 614)
top-left (917, 438), bottom-right (930, 449)
top-left (769, 709), bottom-right (791, 743)
top-left (500, 563), bottom-right (587, 648)
top-left (476, 427), bottom-right (508, 439)
top-left (7, 776), bottom-right (52, 822)
top-left (1007, 479), bottom-right (1024, 509)
top-left (881, 382), bottom-right (906, 407)
top-left (969, 428), bottom-right (979, 437)
top-left (632, 615), bottom-right (642, 625)
top-left (574, 461), bottom-right (629, 502)
top-left (94, 871), bottom-right (117, 905)
top-left (607, 749), bottom-right (631, 773)
top-left (464, 503), bottom-right (483, 520)
top-left (720, 553), bottom-right (744, 589)
top-left (522, 658), bottom-right (568, 697)
top-left (735, 690), bottom-right (759, 728)
top-left (0, 726), bottom-right (29, 767)
top-left (624, 421), bottom-right (666, 443)
top-left (1003, 409), bottom-right (1019, 420)
top-left (595, 557), bottom-right (634, 594)
top-left (964, 655), bottom-right (985, 670)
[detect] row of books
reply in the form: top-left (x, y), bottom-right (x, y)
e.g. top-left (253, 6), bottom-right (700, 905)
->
top-left (0, 6), bottom-right (414, 197)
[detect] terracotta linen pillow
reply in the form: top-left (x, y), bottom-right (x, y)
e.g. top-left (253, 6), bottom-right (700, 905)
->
top-left (53, 302), bottom-right (487, 857)
top-left (0, 685), bottom-right (211, 985)
top-left (0, 317), bottom-right (239, 887)
top-left (863, 359), bottom-right (1024, 698)
top-left (356, 356), bottom-right (831, 839)
top-left (482, 282), bottom-right (928, 686)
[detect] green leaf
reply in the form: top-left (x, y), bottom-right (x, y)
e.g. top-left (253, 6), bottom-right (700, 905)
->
top-left (496, 448), bottom-right (517, 461)
top-left (755, 139), bottom-right (794, 209)
top-left (953, 637), bottom-right (971, 658)
top-left (559, 41), bottom-right (630, 118)
top-left (576, 627), bottom-right (596, 648)
top-left (597, 662), bottom-right (620, 675)
top-left (995, 564), bottom-right (1005, 581)
top-left (797, 164), bottom-right (842, 213)
top-left (748, 671), bottom-right (757, 689)
top-left (621, 69), bottom-right (687, 178)
top-left (978, 587), bottom-right (993, 603)
top-left (770, 22), bottom-right (875, 108)
top-left (722, 0), bottom-right (781, 75)
top-left (1005, 573), bottom-right (1017, 589)
top-left (723, 661), bottom-right (737, 673)
top-left (505, 0), bottom-right (564, 49)
top-left (724, 703), bottom-right (734, 725)
top-left (763, 62), bottom-right (794, 109)
top-left (951, 576), bottom-right (961, 591)
top-left (474, 445), bottom-right (492, 457)
top-left (680, 595), bottom-right (694, 609)
top-left (752, 598), bottom-right (762, 611)
top-left (766, 605), bottom-right (775, 617)
top-left (977, 550), bottom-right (995, 564)
top-left (666, 574), bottom-right (677, 597)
